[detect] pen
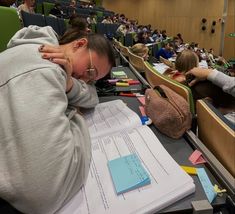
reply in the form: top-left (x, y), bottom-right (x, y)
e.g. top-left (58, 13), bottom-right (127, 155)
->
top-left (116, 82), bottom-right (129, 87)
top-left (119, 93), bottom-right (136, 97)
top-left (128, 80), bottom-right (140, 85)
top-left (119, 93), bottom-right (145, 97)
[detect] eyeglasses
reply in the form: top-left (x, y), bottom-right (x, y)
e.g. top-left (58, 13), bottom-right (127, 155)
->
top-left (86, 49), bottom-right (98, 81)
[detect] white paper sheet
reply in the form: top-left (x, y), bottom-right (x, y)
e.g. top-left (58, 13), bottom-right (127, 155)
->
top-left (83, 100), bottom-right (142, 139)
top-left (58, 124), bottom-right (195, 214)
top-left (152, 63), bottom-right (170, 74)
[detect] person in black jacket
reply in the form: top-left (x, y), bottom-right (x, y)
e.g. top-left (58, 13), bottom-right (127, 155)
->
top-left (49, 2), bottom-right (64, 18)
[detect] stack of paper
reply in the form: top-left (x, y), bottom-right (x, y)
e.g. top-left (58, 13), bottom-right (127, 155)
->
top-left (59, 100), bottom-right (195, 214)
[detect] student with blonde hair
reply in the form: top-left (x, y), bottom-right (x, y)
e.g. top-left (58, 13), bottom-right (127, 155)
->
top-left (175, 49), bottom-right (199, 73)
top-left (130, 43), bottom-right (149, 61)
top-left (163, 50), bottom-right (235, 111)
top-left (163, 49), bottom-right (198, 83)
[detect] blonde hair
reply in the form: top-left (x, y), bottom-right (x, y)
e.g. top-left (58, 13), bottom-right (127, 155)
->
top-left (175, 50), bottom-right (199, 73)
top-left (130, 43), bottom-right (149, 58)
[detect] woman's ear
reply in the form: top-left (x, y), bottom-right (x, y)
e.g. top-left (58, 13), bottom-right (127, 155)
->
top-left (73, 38), bottom-right (88, 49)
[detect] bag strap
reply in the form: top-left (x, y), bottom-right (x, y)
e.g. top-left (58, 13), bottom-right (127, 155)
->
top-left (153, 86), bottom-right (167, 98)
top-left (154, 85), bottom-right (184, 121)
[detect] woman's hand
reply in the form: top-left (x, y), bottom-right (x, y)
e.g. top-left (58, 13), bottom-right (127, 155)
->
top-left (39, 44), bottom-right (73, 92)
top-left (186, 67), bottom-right (213, 86)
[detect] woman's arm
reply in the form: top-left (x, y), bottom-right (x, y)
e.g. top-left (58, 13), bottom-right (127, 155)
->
top-left (39, 44), bottom-right (73, 92)
top-left (186, 67), bottom-right (235, 97)
top-left (39, 44), bottom-right (99, 107)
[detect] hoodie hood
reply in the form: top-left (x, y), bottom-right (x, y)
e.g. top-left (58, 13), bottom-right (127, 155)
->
top-left (7, 25), bottom-right (59, 49)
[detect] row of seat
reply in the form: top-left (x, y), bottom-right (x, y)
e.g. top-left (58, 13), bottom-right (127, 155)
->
top-left (117, 34), bottom-right (172, 58)
top-left (114, 38), bottom-right (195, 114)
top-left (36, 1), bottom-right (114, 18)
top-left (21, 10), bottom-right (67, 36)
top-left (0, 7), bottom-right (68, 52)
top-left (113, 38), bottom-right (235, 179)
top-left (96, 23), bottom-right (120, 38)
top-left (0, 7), bottom-right (119, 52)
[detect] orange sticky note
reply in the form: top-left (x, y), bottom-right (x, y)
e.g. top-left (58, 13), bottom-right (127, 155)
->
top-left (189, 150), bottom-right (206, 165)
top-left (137, 96), bottom-right (145, 106)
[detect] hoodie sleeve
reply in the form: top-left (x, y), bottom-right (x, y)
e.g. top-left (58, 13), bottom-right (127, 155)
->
top-left (66, 78), bottom-right (99, 108)
top-left (2, 67), bottom-right (91, 214)
top-left (207, 69), bottom-right (235, 97)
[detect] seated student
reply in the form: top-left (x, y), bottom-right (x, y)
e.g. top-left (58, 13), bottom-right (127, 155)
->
top-left (186, 67), bottom-right (235, 97)
top-left (162, 49), bottom-right (197, 83)
top-left (176, 33), bottom-right (184, 44)
top-left (101, 16), bottom-right (113, 24)
top-left (116, 23), bottom-right (128, 37)
top-left (136, 31), bottom-right (149, 44)
top-left (187, 67), bottom-right (235, 124)
top-left (87, 12), bottom-right (97, 25)
top-left (68, 0), bottom-right (77, 15)
top-left (130, 43), bottom-right (149, 61)
top-left (0, 25), bottom-right (115, 213)
top-left (0, 0), bottom-right (15, 6)
top-left (164, 50), bottom-right (235, 112)
top-left (18, 0), bottom-right (35, 14)
top-left (152, 29), bottom-right (161, 41)
top-left (160, 30), bottom-right (167, 40)
top-left (207, 48), bottom-right (216, 64)
top-left (155, 42), bottom-right (175, 60)
top-left (49, 2), bottom-right (64, 18)
top-left (69, 15), bottom-right (91, 33)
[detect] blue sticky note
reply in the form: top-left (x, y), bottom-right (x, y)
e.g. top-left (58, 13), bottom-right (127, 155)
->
top-left (197, 168), bottom-right (217, 203)
top-left (108, 154), bottom-right (151, 195)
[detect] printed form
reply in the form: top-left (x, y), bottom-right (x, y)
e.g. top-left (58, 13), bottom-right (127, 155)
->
top-left (58, 100), bottom-right (195, 214)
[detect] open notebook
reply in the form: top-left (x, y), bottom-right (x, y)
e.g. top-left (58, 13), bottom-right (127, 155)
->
top-left (58, 100), bottom-right (195, 214)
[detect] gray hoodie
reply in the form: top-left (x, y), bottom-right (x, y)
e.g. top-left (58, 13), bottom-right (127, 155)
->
top-left (208, 69), bottom-right (235, 97)
top-left (0, 26), bottom-right (98, 213)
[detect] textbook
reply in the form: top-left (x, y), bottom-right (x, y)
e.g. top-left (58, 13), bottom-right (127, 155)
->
top-left (59, 100), bottom-right (195, 214)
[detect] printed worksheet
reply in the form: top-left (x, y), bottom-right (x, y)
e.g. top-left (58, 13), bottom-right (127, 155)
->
top-left (58, 101), bottom-right (195, 214)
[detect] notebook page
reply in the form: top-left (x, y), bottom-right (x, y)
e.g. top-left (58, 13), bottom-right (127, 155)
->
top-left (82, 99), bottom-right (142, 139)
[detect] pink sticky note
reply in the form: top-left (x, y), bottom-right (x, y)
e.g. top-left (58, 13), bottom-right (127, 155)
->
top-left (139, 106), bottom-right (146, 116)
top-left (137, 96), bottom-right (145, 106)
top-left (189, 150), bottom-right (206, 165)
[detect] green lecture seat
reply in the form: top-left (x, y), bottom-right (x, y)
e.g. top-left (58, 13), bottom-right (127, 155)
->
top-left (43, 2), bottom-right (55, 16)
top-left (0, 6), bottom-right (21, 52)
top-left (144, 61), bottom-right (195, 114)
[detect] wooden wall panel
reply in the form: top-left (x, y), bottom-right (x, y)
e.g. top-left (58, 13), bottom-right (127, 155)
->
top-left (224, 0), bottom-right (235, 60)
top-left (103, 0), bottom-right (234, 59)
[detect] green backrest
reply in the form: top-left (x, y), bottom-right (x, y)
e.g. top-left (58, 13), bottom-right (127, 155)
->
top-left (64, 19), bottom-right (70, 29)
top-left (91, 23), bottom-right (96, 33)
top-left (35, 3), bottom-right (43, 14)
top-left (0, 6), bottom-right (21, 52)
top-left (43, 2), bottom-right (55, 16)
top-left (119, 35), bottom-right (124, 45)
top-left (96, 11), bottom-right (103, 18)
top-left (145, 62), bottom-right (195, 114)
